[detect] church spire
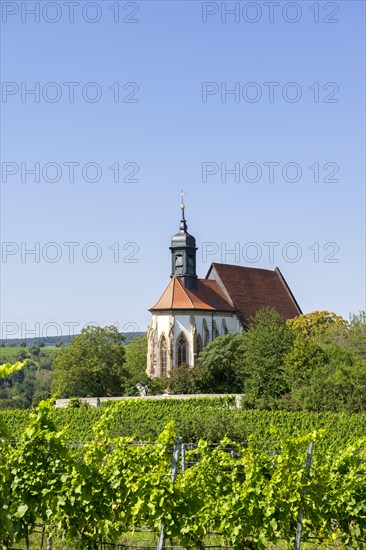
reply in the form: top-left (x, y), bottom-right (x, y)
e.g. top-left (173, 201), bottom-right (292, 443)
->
top-left (179, 190), bottom-right (188, 231)
top-left (170, 192), bottom-right (198, 290)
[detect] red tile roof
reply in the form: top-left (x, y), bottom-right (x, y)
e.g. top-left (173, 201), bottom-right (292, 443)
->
top-left (150, 276), bottom-right (235, 312)
top-left (206, 263), bottom-right (301, 325)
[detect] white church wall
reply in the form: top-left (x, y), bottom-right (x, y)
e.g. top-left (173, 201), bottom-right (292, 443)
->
top-left (148, 311), bottom-right (244, 376)
top-left (194, 313), bottom-right (242, 341)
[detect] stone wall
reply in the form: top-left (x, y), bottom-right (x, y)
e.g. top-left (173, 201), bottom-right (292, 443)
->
top-left (55, 394), bottom-right (243, 408)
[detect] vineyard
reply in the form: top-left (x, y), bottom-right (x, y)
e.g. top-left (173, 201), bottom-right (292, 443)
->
top-left (0, 400), bottom-right (365, 549)
top-left (1, 396), bottom-right (366, 452)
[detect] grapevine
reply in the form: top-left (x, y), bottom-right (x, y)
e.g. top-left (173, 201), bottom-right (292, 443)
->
top-left (0, 400), bottom-right (365, 549)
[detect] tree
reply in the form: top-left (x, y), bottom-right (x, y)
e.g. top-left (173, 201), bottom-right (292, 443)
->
top-left (284, 336), bottom-right (327, 387)
top-left (32, 370), bottom-right (53, 405)
top-left (280, 338), bottom-right (366, 413)
top-left (52, 325), bottom-right (127, 398)
top-left (287, 310), bottom-right (347, 340)
top-left (280, 336), bottom-right (328, 411)
top-left (165, 363), bottom-right (210, 394)
top-left (29, 345), bottom-right (40, 356)
top-left (346, 311), bottom-right (366, 358)
top-left (317, 343), bottom-right (366, 412)
top-left (195, 333), bottom-right (243, 393)
top-left (240, 308), bottom-right (294, 409)
top-left (17, 349), bottom-right (29, 361)
top-left (124, 333), bottom-right (149, 394)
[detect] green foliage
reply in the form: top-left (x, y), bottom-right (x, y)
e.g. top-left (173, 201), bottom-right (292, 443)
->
top-left (5, 401), bottom-right (69, 546)
top-left (52, 325), bottom-right (127, 398)
top-left (182, 308), bottom-right (366, 413)
top-left (284, 336), bottom-right (326, 384)
top-left (280, 337), bottom-right (366, 413)
top-left (166, 363), bottom-right (202, 394)
top-left (0, 361), bottom-right (27, 379)
top-left (0, 362), bottom-right (27, 439)
top-left (0, 349), bottom-right (58, 409)
top-left (343, 311), bottom-right (366, 358)
top-left (1, 398), bottom-right (365, 454)
top-left (281, 336), bottom-right (328, 410)
top-left (1, 308), bottom-right (365, 419)
top-left (287, 310), bottom-right (348, 339)
top-left (0, 399), bottom-right (364, 549)
top-left (315, 343), bottom-right (366, 412)
top-left (240, 308), bottom-right (294, 409)
top-left (124, 333), bottom-right (149, 393)
top-left (196, 333), bottom-right (244, 393)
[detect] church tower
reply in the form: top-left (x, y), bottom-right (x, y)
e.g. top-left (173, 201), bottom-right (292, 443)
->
top-left (169, 193), bottom-right (197, 290)
top-left (147, 194), bottom-right (238, 378)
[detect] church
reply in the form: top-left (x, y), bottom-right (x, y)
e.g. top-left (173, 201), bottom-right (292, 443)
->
top-left (147, 200), bottom-right (301, 377)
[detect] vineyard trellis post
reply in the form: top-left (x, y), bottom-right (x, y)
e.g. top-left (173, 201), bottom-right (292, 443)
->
top-left (157, 437), bottom-right (183, 550)
top-left (294, 442), bottom-right (313, 550)
top-left (181, 442), bottom-right (186, 474)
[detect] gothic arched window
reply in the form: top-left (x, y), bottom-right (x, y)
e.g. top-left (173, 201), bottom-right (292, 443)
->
top-left (176, 334), bottom-right (188, 367)
top-left (203, 319), bottom-right (210, 347)
top-left (222, 319), bottom-right (228, 335)
top-left (213, 320), bottom-right (220, 339)
top-left (160, 335), bottom-right (168, 377)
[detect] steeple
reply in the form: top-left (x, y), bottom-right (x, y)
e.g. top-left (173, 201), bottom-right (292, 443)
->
top-left (169, 191), bottom-right (198, 290)
top-left (180, 191), bottom-right (187, 231)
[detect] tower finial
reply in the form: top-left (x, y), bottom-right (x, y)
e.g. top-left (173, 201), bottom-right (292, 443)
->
top-left (179, 190), bottom-right (187, 231)
top-left (180, 190), bottom-right (185, 220)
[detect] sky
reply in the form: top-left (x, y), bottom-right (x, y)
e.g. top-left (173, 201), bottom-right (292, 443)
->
top-left (0, 0), bottom-right (365, 340)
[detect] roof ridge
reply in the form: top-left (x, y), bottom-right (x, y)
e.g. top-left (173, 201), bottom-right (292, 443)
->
top-left (213, 262), bottom-right (277, 274)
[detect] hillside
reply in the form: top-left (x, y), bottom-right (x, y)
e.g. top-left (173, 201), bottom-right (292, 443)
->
top-left (0, 332), bottom-right (144, 348)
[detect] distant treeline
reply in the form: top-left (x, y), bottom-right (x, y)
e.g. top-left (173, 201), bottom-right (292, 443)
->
top-left (0, 332), bottom-right (145, 348)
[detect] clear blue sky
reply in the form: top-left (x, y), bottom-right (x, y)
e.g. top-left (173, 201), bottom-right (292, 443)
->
top-left (1, 0), bottom-right (365, 339)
